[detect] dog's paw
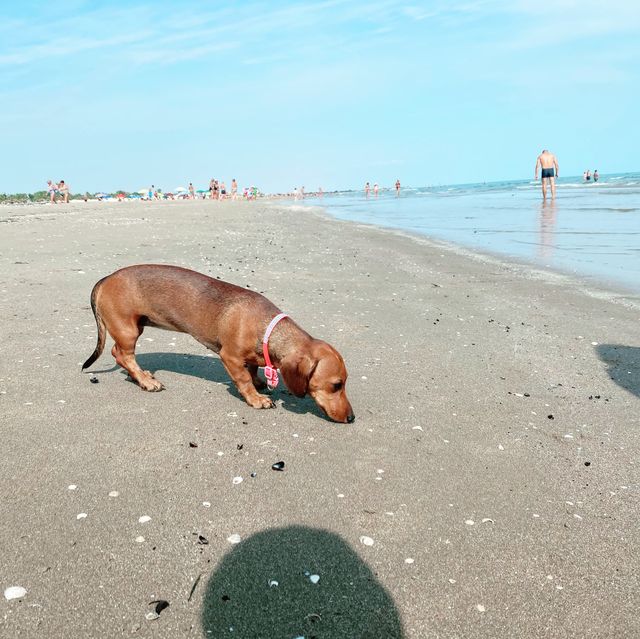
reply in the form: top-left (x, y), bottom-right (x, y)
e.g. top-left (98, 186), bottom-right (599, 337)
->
top-left (139, 377), bottom-right (165, 392)
top-left (250, 394), bottom-right (275, 409)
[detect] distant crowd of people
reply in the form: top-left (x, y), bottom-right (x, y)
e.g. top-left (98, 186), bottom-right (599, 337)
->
top-left (145, 179), bottom-right (259, 201)
top-left (364, 180), bottom-right (401, 198)
top-left (583, 169), bottom-right (599, 183)
top-left (44, 178), bottom-right (406, 202)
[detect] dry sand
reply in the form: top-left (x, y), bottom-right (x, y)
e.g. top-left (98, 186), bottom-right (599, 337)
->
top-left (1, 199), bottom-right (638, 638)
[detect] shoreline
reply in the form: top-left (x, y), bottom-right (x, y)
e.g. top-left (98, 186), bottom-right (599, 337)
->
top-left (1, 199), bottom-right (638, 637)
top-left (286, 201), bottom-right (640, 309)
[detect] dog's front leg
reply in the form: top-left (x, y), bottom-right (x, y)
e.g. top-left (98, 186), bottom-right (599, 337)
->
top-left (220, 352), bottom-right (275, 409)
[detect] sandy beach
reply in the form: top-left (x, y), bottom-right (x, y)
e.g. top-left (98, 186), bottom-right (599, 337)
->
top-left (1, 199), bottom-right (638, 638)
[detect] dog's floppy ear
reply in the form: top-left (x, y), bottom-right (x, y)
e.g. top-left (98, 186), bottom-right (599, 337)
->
top-left (280, 353), bottom-right (317, 397)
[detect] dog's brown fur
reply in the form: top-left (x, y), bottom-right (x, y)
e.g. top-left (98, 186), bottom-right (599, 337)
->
top-left (82, 265), bottom-right (354, 423)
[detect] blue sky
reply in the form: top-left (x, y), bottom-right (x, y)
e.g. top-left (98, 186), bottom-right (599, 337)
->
top-left (1, 0), bottom-right (639, 193)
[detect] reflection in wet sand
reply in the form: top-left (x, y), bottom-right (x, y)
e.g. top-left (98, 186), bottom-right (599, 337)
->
top-left (538, 200), bottom-right (557, 260)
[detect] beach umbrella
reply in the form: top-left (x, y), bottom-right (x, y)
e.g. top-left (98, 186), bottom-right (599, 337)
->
top-left (174, 186), bottom-right (187, 192)
top-left (137, 189), bottom-right (148, 195)
top-left (196, 189), bottom-right (208, 193)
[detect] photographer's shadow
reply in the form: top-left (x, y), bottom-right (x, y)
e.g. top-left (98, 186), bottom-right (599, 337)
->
top-left (201, 526), bottom-right (404, 638)
top-left (101, 352), bottom-right (327, 419)
top-left (596, 344), bottom-right (640, 399)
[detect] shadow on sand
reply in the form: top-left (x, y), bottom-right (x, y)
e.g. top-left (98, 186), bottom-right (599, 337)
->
top-left (595, 344), bottom-right (640, 399)
top-left (88, 352), bottom-right (326, 419)
top-left (201, 526), bottom-right (404, 638)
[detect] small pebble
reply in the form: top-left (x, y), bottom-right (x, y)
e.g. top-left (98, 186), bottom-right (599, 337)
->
top-left (135, 536), bottom-right (145, 543)
top-left (271, 461), bottom-right (285, 471)
top-left (476, 604), bottom-right (486, 613)
top-left (202, 501), bottom-right (211, 508)
top-left (4, 586), bottom-right (27, 601)
top-left (90, 376), bottom-right (99, 384)
top-left (232, 476), bottom-right (243, 485)
top-left (76, 513), bottom-right (87, 520)
top-left (68, 485), bottom-right (77, 491)
top-left (404, 558), bottom-right (415, 564)
top-left (309, 574), bottom-right (320, 584)
top-left (359, 536), bottom-right (374, 546)
top-left (465, 520), bottom-right (475, 526)
top-left (108, 491), bottom-right (119, 498)
top-left (227, 533), bottom-right (241, 544)
top-left (138, 515), bottom-right (151, 524)
top-left (268, 579), bottom-right (279, 587)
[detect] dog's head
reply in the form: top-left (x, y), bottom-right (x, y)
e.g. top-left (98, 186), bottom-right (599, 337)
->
top-left (280, 340), bottom-right (354, 424)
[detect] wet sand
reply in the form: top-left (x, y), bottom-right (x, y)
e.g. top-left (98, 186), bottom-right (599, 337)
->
top-left (1, 199), bottom-right (638, 637)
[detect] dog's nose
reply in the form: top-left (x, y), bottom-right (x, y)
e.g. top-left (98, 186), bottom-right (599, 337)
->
top-left (346, 413), bottom-right (355, 424)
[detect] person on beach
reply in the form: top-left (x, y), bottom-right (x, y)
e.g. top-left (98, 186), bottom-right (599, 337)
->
top-left (220, 181), bottom-right (227, 199)
top-left (47, 180), bottom-right (58, 203)
top-left (318, 186), bottom-right (323, 198)
top-left (57, 180), bottom-right (70, 203)
top-left (584, 170), bottom-right (591, 182)
top-left (148, 185), bottom-right (154, 200)
top-left (231, 179), bottom-right (238, 200)
top-left (365, 182), bottom-right (370, 198)
top-left (535, 150), bottom-right (559, 200)
top-left (188, 182), bottom-right (195, 199)
top-left (593, 170), bottom-right (599, 183)
top-left (373, 183), bottom-right (379, 197)
top-left (395, 179), bottom-right (401, 196)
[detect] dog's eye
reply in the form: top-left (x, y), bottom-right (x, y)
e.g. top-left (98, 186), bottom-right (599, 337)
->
top-left (333, 382), bottom-right (343, 392)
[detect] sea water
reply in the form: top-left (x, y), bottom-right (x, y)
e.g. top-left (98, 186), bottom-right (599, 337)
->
top-left (315, 173), bottom-right (640, 295)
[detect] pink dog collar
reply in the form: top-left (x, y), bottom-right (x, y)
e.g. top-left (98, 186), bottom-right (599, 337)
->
top-left (262, 313), bottom-right (288, 389)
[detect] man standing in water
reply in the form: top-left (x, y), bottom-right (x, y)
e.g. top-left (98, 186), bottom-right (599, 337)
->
top-left (535, 150), bottom-right (559, 200)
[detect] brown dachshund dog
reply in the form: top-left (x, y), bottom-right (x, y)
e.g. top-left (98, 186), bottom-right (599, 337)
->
top-left (82, 265), bottom-right (354, 423)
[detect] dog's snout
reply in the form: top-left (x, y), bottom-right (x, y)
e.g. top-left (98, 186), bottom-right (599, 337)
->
top-left (346, 413), bottom-right (355, 424)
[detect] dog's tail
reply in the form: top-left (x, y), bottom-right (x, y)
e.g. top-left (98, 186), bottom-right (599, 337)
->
top-left (82, 278), bottom-right (107, 371)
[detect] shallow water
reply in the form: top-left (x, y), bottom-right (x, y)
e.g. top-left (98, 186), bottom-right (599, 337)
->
top-left (315, 173), bottom-right (640, 294)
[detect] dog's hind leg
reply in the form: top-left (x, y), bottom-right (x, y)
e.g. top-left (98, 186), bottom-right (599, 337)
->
top-left (109, 322), bottom-right (164, 392)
